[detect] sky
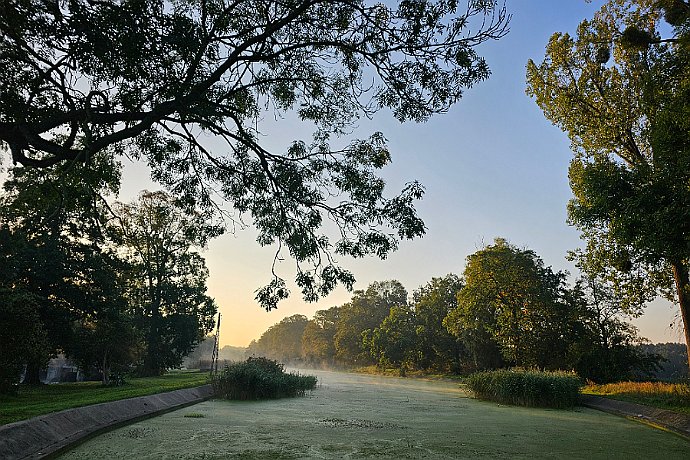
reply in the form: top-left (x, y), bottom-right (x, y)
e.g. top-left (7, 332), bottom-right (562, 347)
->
top-left (8, 0), bottom-right (684, 348)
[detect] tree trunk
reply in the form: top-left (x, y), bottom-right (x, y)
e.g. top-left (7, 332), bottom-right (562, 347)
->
top-left (102, 353), bottom-right (110, 386)
top-left (671, 262), bottom-right (690, 373)
top-left (23, 361), bottom-right (42, 385)
top-left (141, 307), bottom-right (163, 376)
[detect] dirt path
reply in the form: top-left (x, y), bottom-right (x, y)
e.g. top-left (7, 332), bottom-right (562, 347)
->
top-left (59, 370), bottom-right (688, 459)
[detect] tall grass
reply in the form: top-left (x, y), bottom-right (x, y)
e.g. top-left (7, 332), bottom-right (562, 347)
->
top-left (467, 369), bottom-right (581, 409)
top-left (584, 381), bottom-right (690, 414)
top-left (211, 357), bottom-right (317, 400)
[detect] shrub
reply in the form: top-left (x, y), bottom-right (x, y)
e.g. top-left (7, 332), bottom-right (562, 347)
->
top-left (466, 369), bottom-right (582, 409)
top-left (211, 357), bottom-right (317, 400)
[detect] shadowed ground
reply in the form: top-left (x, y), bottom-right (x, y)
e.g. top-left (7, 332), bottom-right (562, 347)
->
top-left (59, 370), bottom-right (688, 459)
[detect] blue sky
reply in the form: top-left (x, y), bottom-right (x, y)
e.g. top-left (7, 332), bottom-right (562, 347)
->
top-left (112, 0), bottom-right (685, 346)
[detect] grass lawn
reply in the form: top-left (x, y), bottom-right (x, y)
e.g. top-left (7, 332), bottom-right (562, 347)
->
top-left (0, 370), bottom-right (209, 426)
top-left (583, 381), bottom-right (690, 415)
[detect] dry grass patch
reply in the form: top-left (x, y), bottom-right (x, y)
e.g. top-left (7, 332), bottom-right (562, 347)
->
top-left (583, 381), bottom-right (690, 414)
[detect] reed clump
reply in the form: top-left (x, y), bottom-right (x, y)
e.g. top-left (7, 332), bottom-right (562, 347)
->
top-left (466, 369), bottom-right (581, 409)
top-left (211, 357), bottom-right (317, 400)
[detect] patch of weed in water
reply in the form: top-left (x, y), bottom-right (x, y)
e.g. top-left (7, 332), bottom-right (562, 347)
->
top-left (233, 450), bottom-right (298, 459)
top-left (356, 440), bottom-right (419, 459)
top-left (319, 418), bottom-right (406, 429)
top-left (122, 426), bottom-right (155, 439)
top-left (183, 412), bottom-right (206, 418)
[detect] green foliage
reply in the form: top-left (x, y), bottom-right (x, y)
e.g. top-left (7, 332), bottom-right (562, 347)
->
top-left (0, 0), bottom-right (510, 309)
top-left (211, 357), bottom-right (317, 400)
top-left (566, 273), bottom-right (662, 383)
top-left (364, 305), bottom-right (417, 372)
top-left (334, 280), bottom-right (408, 365)
top-left (638, 342), bottom-right (689, 382)
top-left (0, 288), bottom-right (47, 394)
top-left (445, 239), bottom-right (574, 369)
top-left (0, 155), bottom-right (127, 385)
top-left (301, 307), bottom-right (340, 366)
top-left (413, 274), bottom-right (465, 372)
top-left (527, 0), bottom-right (690, 371)
top-left (0, 159), bottom-right (219, 384)
top-left (466, 369), bottom-right (582, 409)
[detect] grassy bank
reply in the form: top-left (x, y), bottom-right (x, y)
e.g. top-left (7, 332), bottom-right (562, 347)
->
top-left (0, 371), bottom-right (209, 426)
top-left (583, 381), bottom-right (690, 415)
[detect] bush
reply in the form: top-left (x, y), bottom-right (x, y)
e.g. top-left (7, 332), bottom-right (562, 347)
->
top-left (211, 357), bottom-right (317, 400)
top-left (466, 369), bottom-right (582, 409)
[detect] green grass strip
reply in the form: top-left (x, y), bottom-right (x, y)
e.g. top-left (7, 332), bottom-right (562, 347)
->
top-left (0, 371), bottom-right (209, 426)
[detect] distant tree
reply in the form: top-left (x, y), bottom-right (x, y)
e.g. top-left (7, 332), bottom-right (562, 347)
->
top-left (183, 337), bottom-right (247, 367)
top-left (113, 191), bottom-right (221, 376)
top-left (364, 305), bottom-right (417, 374)
top-left (413, 274), bottom-right (464, 372)
top-left (568, 274), bottom-right (660, 383)
top-left (0, 0), bottom-right (509, 309)
top-left (639, 342), bottom-right (689, 381)
top-left (526, 0), bottom-right (690, 370)
top-left (301, 306), bottom-right (340, 366)
top-left (248, 314), bottom-right (309, 362)
top-left (445, 239), bottom-right (574, 369)
top-left (218, 345), bottom-right (248, 363)
top-left (334, 280), bottom-right (408, 364)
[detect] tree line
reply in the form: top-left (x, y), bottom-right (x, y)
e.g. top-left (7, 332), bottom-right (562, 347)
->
top-left (0, 159), bottom-right (219, 392)
top-left (248, 238), bottom-right (675, 383)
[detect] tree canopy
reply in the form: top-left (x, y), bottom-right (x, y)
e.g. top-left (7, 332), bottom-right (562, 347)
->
top-left (526, 0), bottom-right (690, 369)
top-left (0, 0), bottom-right (510, 308)
top-left (445, 239), bottom-right (572, 369)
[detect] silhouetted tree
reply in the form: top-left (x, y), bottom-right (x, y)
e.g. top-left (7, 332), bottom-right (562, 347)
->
top-left (0, 0), bottom-right (509, 308)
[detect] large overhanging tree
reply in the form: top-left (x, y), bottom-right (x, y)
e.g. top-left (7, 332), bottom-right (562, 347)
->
top-left (0, 0), bottom-right (509, 308)
top-left (526, 0), bottom-right (690, 368)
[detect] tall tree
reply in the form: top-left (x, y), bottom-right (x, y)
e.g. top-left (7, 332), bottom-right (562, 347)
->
top-left (526, 0), bottom-right (690, 368)
top-left (413, 274), bottom-right (464, 372)
top-left (114, 191), bottom-right (221, 375)
top-left (301, 306), bottom-right (340, 366)
top-left (364, 305), bottom-right (417, 374)
top-left (567, 273), bottom-right (660, 383)
top-left (334, 280), bottom-right (408, 364)
top-left (444, 239), bottom-right (573, 369)
top-left (0, 0), bottom-right (510, 308)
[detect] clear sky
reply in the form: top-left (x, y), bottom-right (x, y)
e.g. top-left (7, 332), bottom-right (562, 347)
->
top-left (27, 0), bottom-right (689, 347)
